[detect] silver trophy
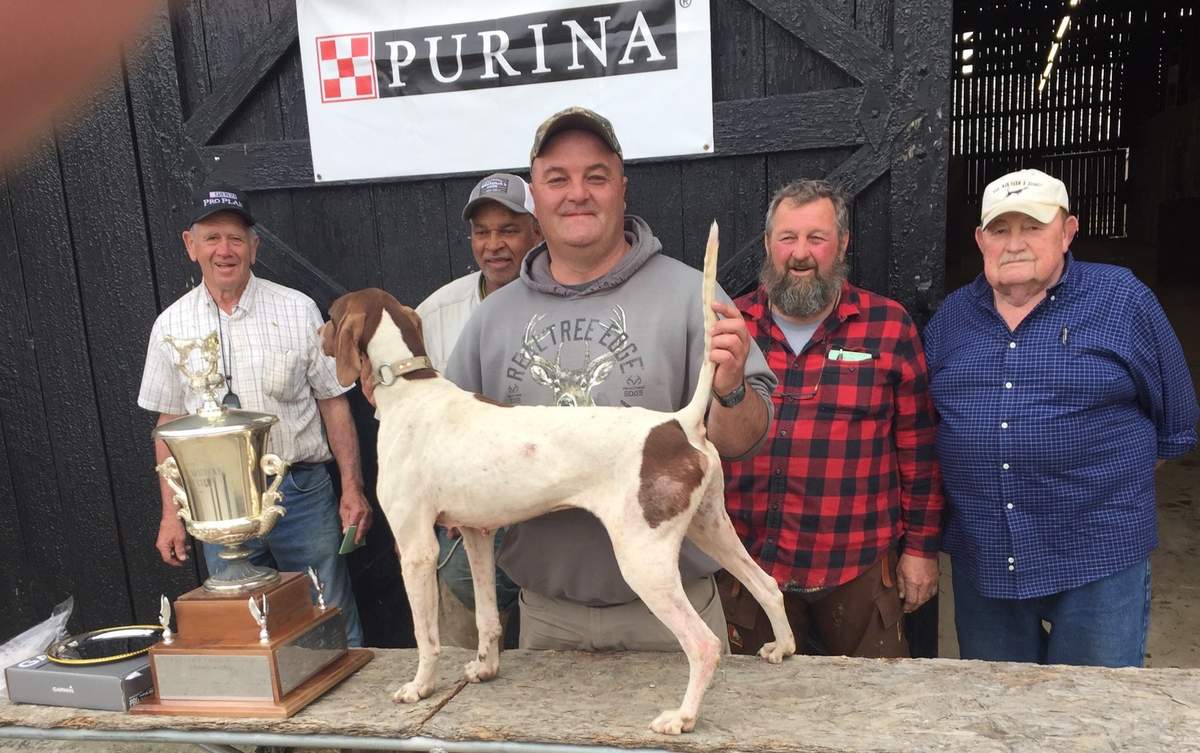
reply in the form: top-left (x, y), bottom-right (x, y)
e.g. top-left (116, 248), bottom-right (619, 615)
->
top-left (153, 332), bottom-right (289, 594)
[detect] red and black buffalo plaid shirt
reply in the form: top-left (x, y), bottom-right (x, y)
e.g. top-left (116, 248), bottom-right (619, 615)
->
top-left (724, 282), bottom-right (943, 591)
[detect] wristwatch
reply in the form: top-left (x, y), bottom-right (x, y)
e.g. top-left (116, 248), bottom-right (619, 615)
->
top-left (713, 381), bottom-right (747, 408)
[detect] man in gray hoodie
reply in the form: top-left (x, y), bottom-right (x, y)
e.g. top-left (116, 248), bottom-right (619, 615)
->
top-left (445, 107), bottom-right (777, 651)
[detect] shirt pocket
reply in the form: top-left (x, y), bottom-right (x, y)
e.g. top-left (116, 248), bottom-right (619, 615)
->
top-left (262, 349), bottom-right (307, 402)
top-left (817, 360), bottom-right (887, 421)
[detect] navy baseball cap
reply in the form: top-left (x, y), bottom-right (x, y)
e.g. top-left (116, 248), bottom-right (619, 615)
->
top-left (187, 185), bottom-right (255, 227)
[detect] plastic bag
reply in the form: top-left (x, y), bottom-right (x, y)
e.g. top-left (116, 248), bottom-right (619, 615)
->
top-left (0, 596), bottom-right (74, 696)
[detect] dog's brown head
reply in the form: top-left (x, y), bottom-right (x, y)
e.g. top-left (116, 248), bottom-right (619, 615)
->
top-left (320, 288), bottom-right (429, 386)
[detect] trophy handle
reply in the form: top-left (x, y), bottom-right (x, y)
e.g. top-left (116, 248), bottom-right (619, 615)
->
top-left (257, 454), bottom-right (289, 536)
top-left (155, 457), bottom-right (192, 523)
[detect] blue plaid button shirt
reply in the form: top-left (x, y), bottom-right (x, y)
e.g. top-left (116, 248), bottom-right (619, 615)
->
top-left (923, 254), bottom-right (1198, 599)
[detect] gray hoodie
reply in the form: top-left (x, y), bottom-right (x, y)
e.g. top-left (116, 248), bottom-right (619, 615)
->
top-left (445, 216), bottom-right (776, 606)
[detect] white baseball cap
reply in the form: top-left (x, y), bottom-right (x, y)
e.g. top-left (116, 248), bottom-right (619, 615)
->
top-left (980, 169), bottom-right (1070, 228)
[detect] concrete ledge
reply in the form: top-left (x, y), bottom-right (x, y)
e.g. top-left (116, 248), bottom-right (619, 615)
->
top-left (3, 648), bottom-right (1199, 752)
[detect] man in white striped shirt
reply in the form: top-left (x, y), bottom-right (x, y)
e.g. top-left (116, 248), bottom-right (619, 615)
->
top-left (138, 186), bottom-right (371, 646)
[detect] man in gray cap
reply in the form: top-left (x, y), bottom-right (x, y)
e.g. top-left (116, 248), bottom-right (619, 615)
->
top-left (417, 173), bottom-right (541, 370)
top-left (416, 173), bottom-right (540, 646)
top-left (443, 107), bottom-right (777, 651)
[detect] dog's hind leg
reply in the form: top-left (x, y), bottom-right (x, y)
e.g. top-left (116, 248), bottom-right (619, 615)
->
top-left (394, 527), bottom-right (442, 703)
top-left (458, 527), bottom-right (502, 683)
top-left (613, 535), bottom-right (721, 735)
top-left (686, 479), bottom-right (796, 663)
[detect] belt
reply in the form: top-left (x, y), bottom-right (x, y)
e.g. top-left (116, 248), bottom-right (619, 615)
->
top-left (288, 461), bottom-right (326, 471)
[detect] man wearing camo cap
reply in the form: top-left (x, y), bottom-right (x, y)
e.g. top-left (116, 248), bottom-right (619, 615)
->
top-left (442, 107), bottom-right (777, 651)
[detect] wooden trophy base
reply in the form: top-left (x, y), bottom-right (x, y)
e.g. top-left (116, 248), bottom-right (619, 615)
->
top-left (132, 572), bottom-right (372, 718)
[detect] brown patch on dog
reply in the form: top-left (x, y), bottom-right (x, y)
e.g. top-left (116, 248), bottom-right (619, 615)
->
top-left (639, 420), bottom-right (706, 528)
top-left (327, 289), bottom-right (437, 384)
top-left (473, 393), bottom-right (512, 407)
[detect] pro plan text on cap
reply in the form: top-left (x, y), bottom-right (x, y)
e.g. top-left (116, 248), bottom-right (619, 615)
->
top-left (529, 106), bottom-right (623, 165)
top-left (188, 187), bottom-right (255, 228)
top-left (461, 173), bottom-right (535, 222)
top-left (979, 169), bottom-right (1070, 229)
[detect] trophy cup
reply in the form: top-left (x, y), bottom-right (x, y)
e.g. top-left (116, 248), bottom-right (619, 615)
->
top-left (133, 332), bottom-right (371, 718)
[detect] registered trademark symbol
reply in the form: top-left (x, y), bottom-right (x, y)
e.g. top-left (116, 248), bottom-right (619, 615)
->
top-left (679, 0), bottom-right (692, 6)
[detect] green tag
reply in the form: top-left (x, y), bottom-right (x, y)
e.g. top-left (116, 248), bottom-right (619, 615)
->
top-left (828, 348), bottom-right (874, 362)
top-left (338, 525), bottom-right (362, 555)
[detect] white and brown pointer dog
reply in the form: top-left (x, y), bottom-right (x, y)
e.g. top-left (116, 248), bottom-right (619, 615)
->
top-left (320, 223), bottom-right (795, 734)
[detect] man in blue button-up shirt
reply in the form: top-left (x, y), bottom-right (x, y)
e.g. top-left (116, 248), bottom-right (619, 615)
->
top-left (923, 168), bottom-right (1198, 667)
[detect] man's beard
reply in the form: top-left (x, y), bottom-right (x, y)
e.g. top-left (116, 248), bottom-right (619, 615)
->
top-left (760, 255), bottom-right (847, 320)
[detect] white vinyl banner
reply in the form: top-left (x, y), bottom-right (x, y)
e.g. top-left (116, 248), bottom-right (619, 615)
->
top-left (296, 0), bottom-right (713, 182)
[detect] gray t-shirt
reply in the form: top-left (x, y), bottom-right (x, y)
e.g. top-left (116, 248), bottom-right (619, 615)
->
top-left (773, 315), bottom-right (818, 355)
top-left (446, 216), bottom-right (776, 606)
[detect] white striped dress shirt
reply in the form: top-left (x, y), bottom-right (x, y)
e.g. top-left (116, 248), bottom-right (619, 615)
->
top-left (138, 274), bottom-right (350, 463)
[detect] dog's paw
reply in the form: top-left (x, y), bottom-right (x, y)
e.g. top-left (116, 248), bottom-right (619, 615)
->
top-left (649, 708), bottom-right (695, 735)
top-left (758, 639), bottom-right (795, 664)
top-left (392, 681), bottom-right (429, 704)
top-left (464, 658), bottom-right (498, 683)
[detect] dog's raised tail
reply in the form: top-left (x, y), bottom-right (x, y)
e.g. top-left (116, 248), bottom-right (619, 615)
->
top-left (678, 220), bottom-right (720, 432)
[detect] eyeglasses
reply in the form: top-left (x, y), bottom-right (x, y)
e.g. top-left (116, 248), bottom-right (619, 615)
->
top-left (777, 342), bottom-right (837, 402)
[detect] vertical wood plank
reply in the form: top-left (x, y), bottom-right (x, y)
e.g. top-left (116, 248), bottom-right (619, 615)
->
top-left (890, 0), bottom-right (951, 325)
top-left (5, 135), bottom-right (132, 633)
top-left (377, 182), bottom-right (452, 309)
top-left (625, 163), bottom-right (684, 264)
top-left (0, 173), bottom-right (41, 637)
top-left (56, 72), bottom-right (194, 626)
top-left (126, 6), bottom-right (205, 308)
top-left (198, 0), bottom-right (297, 253)
top-left (681, 155), bottom-right (768, 282)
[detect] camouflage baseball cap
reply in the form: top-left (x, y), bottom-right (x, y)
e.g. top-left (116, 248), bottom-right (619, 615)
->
top-left (529, 106), bottom-right (623, 165)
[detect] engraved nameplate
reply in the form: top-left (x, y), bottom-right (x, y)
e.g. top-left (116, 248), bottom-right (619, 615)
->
top-left (155, 654), bottom-right (273, 700)
top-left (276, 613), bottom-right (347, 697)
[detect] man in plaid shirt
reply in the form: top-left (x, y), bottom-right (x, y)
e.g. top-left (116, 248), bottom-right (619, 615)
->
top-left (722, 179), bottom-right (943, 658)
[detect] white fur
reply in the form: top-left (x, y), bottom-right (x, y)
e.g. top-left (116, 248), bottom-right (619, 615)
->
top-left (347, 225), bottom-right (795, 734)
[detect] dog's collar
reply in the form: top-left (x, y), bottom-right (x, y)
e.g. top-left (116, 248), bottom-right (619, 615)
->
top-left (375, 356), bottom-right (434, 386)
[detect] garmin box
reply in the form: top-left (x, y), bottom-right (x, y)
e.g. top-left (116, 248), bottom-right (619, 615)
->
top-left (5, 653), bottom-right (154, 711)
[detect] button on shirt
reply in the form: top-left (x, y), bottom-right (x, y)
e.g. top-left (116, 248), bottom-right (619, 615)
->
top-left (923, 255), bottom-right (1198, 599)
top-left (724, 283), bottom-right (944, 591)
top-left (137, 275), bottom-right (350, 463)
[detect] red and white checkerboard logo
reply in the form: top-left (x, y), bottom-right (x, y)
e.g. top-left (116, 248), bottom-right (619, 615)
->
top-left (316, 33), bottom-right (377, 103)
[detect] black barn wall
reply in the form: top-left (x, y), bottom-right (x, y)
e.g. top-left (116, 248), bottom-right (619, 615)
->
top-left (0, 0), bottom-right (950, 649)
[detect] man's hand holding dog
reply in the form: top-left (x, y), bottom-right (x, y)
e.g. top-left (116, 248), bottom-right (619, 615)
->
top-left (707, 301), bottom-right (769, 459)
top-left (709, 301), bottom-right (750, 396)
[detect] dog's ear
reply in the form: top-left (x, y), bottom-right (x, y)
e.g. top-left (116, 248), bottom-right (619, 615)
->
top-left (404, 307), bottom-right (424, 342)
top-left (319, 321), bottom-right (336, 358)
top-left (332, 312), bottom-right (366, 387)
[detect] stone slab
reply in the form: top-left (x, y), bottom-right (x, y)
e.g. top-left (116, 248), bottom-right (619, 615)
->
top-left (3, 648), bottom-right (1200, 752)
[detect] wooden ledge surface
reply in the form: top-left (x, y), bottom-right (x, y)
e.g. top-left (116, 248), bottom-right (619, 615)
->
top-left (3, 648), bottom-right (1200, 752)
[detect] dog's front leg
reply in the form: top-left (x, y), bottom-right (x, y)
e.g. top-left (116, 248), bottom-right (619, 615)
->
top-left (394, 531), bottom-right (441, 703)
top-left (458, 527), bottom-right (502, 682)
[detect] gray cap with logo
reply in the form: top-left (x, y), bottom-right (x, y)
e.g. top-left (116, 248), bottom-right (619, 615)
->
top-left (462, 173), bottom-right (536, 221)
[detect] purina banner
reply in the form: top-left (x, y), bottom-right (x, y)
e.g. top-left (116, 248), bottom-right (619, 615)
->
top-left (296, 0), bottom-right (713, 182)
